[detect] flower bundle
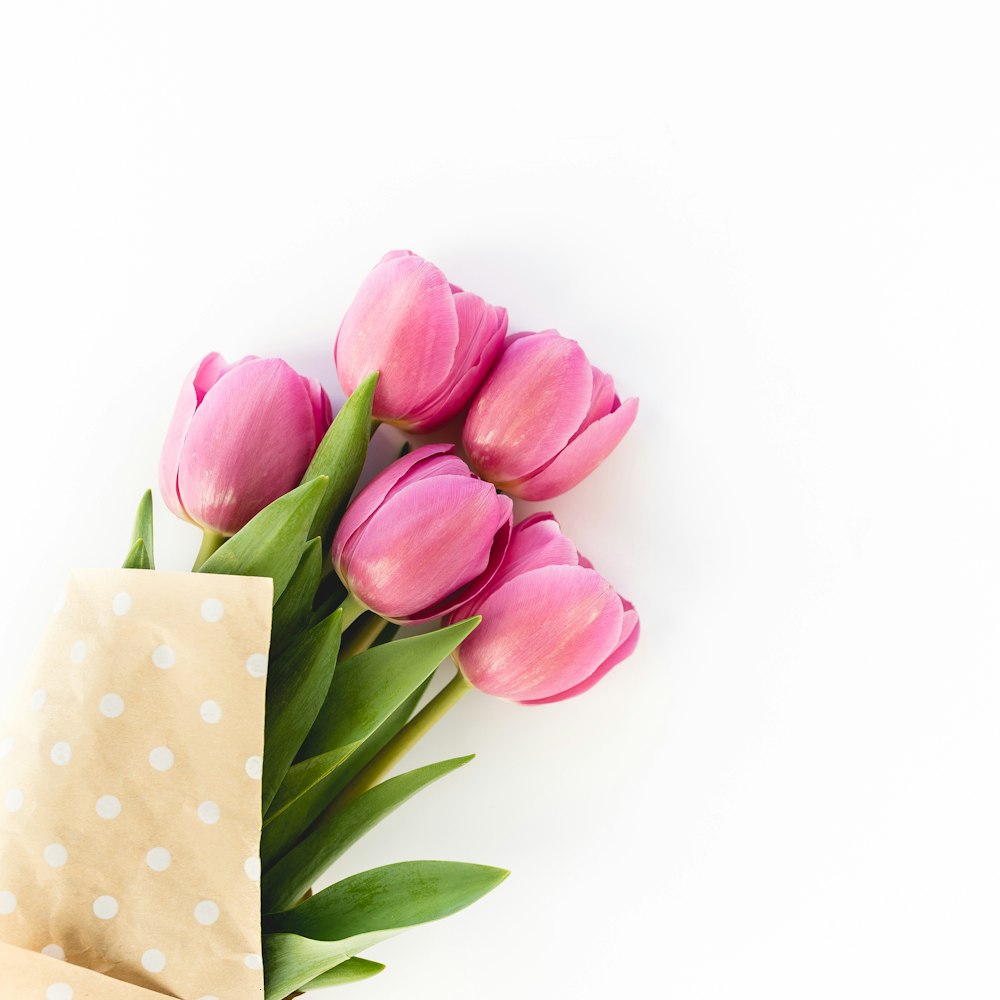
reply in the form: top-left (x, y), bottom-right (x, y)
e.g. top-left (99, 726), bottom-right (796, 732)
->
top-left (0, 250), bottom-right (639, 999)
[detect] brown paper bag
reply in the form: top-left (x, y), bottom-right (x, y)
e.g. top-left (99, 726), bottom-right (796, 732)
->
top-left (0, 569), bottom-right (274, 999)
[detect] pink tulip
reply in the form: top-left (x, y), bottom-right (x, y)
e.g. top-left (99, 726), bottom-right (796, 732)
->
top-left (332, 443), bottom-right (513, 624)
top-left (335, 250), bottom-right (508, 432)
top-left (448, 513), bottom-right (639, 703)
top-left (159, 352), bottom-right (332, 537)
top-left (462, 330), bottom-right (638, 501)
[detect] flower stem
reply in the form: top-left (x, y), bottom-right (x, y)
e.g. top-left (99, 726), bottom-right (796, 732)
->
top-left (336, 591), bottom-right (368, 630)
top-left (192, 529), bottom-right (226, 571)
top-left (322, 669), bottom-right (471, 817)
top-left (338, 612), bottom-right (389, 662)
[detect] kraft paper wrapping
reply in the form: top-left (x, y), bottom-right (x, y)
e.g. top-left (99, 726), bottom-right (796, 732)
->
top-left (0, 569), bottom-right (274, 999)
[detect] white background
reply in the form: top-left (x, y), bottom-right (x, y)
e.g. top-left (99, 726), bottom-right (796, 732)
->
top-left (1, 2), bottom-right (998, 998)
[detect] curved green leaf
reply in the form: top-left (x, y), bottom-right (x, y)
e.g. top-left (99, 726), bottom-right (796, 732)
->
top-left (303, 956), bottom-right (384, 988)
top-left (271, 537), bottom-right (322, 654)
top-left (302, 371), bottom-right (378, 551)
top-left (125, 489), bottom-right (154, 569)
top-left (199, 476), bottom-right (327, 602)
top-left (262, 755), bottom-right (474, 913)
top-left (261, 620), bottom-right (479, 866)
top-left (122, 537), bottom-right (151, 570)
top-left (262, 609), bottom-right (342, 813)
top-left (265, 860), bottom-right (509, 943)
top-left (264, 935), bottom-right (381, 1000)
top-left (265, 743), bottom-right (360, 826)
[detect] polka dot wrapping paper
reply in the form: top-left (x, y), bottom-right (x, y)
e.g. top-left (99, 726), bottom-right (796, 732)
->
top-left (0, 568), bottom-right (274, 999)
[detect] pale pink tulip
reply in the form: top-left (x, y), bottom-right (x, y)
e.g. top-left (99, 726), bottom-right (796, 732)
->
top-left (332, 443), bottom-right (513, 624)
top-left (463, 330), bottom-right (638, 500)
top-left (448, 513), bottom-right (639, 703)
top-left (335, 250), bottom-right (508, 432)
top-left (159, 353), bottom-right (332, 536)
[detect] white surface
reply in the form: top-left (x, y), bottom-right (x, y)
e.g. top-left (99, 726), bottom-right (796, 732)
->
top-left (1, 2), bottom-right (998, 998)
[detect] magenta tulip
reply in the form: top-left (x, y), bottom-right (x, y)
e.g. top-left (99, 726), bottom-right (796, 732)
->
top-left (448, 513), bottom-right (639, 703)
top-left (159, 352), bottom-right (332, 537)
top-left (334, 250), bottom-right (508, 432)
top-left (332, 443), bottom-right (513, 624)
top-left (462, 330), bottom-right (638, 501)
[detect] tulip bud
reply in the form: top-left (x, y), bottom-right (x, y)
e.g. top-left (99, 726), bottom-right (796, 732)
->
top-left (159, 353), bottom-right (332, 537)
top-left (462, 330), bottom-right (638, 501)
top-left (335, 250), bottom-right (508, 432)
top-left (448, 513), bottom-right (639, 703)
top-left (332, 443), bottom-right (513, 624)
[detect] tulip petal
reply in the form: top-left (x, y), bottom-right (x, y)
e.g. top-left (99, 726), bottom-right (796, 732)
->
top-left (177, 359), bottom-right (316, 535)
top-left (331, 443), bottom-right (457, 571)
top-left (192, 352), bottom-right (252, 402)
top-left (463, 332), bottom-right (593, 484)
top-left (466, 512), bottom-right (578, 606)
top-left (456, 565), bottom-right (623, 701)
top-left (580, 367), bottom-right (618, 430)
top-left (414, 491), bottom-right (513, 623)
top-left (302, 376), bottom-right (334, 450)
top-left (158, 352), bottom-right (228, 523)
top-left (515, 396), bottom-right (639, 501)
top-left (521, 598), bottom-right (639, 704)
top-left (335, 253), bottom-right (459, 424)
top-left (406, 294), bottom-right (507, 431)
top-left (342, 477), bottom-right (509, 621)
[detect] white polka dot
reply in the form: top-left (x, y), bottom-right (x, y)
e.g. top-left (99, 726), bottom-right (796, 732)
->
top-left (0, 890), bottom-right (16, 914)
top-left (112, 591), bottom-right (132, 615)
top-left (100, 693), bottom-right (125, 718)
top-left (201, 598), bottom-right (225, 623)
top-left (246, 652), bottom-right (268, 678)
top-left (149, 746), bottom-right (174, 771)
top-left (96, 795), bottom-right (121, 819)
top-left (146, 847), bottom-right (172, 872)
top-left (5, 788), bottom-right (24, 813)
top-left (93, 895), bottom-right (119, 919)
top-left (152, 644), bottom-right (176, 669)
top-left (46, 984), bottom-right (73, 1000)
top-left (31, 687), bottom-right (46, 711)
top-left (244, 953), bottom-right (264, 971)
top-left (197, 800), bottom-right (220, 825)
top-left (44, 844), bottom-right (68, 868)
top-left (141, 949), bottom-right (166, 973)
top-left (194, 900), bottom-right (220, 925)
top-left (0, 736), bottom-right (12, 759)
top-left (50, 741), bottom-right (72, 766)
top-left (53, 589), bottom-right (66, 614)
top-left (244, 856), bottom-right (261, 881)
top-left (200, 700), bottom-right (222, 724)
top-left (245, 755), bottom-right (263, 780)
top-left (70, 639), bottom-right (86, 663)
top-left (41, 944), bottom-right (65, 960)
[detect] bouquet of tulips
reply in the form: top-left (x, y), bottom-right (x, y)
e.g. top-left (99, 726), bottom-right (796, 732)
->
top-left (0, 250), bottom-right (639, 1000)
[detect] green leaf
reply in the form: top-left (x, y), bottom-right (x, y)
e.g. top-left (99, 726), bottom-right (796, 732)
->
top-left (271, 537), bottom-right (322, 654)
top-left (122, 537), bottom-right (151, 570)
top-left (262, 755), bottom-right (474, 913)
top-left (264, 743), bottom-right (360, 826)
top-left (264, 935), bottom-right (381, 1000)
top-left (302, 371), bottom-right (378, 551)
top-left (300, 618), bottom-right (479, 759)
top-left (262, 610), bottom-right (342, 814)
top-left (303, 956), bottom-right (384, 988)
top-left (260, 620), bottom-right (479, 867)
top-left (125, 489), bottom-right (154, 569)
top-left (265, 860), bottom-right (509, 943)
top-left (199, 477), bottom-right (327, 601)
